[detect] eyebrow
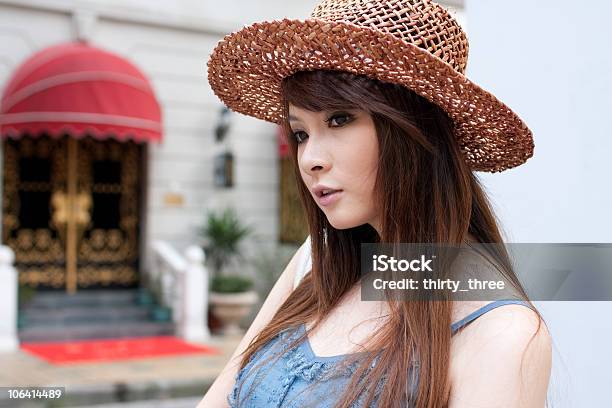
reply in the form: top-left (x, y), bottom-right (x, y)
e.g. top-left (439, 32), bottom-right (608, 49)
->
top-left (289, 109), bottom-right (358, 122)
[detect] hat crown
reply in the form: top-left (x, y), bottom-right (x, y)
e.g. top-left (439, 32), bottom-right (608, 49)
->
top-left (310, 0), bottom-right (468, 74)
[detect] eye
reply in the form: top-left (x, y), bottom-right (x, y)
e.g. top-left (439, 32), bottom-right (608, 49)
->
top-left (326, 112), bottom-right (353, 127)
top-left (292, 130), bottom-right (308, 144)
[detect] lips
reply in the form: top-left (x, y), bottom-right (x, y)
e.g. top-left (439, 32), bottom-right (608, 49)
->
top-left (319, 189), bottom-right (341, 197)
top-left (315, 189), bottom-right (343, 206)
top-left (312, 184), bottom-right (343, 206)
top-left (313, 185), bottom-right (343, 198)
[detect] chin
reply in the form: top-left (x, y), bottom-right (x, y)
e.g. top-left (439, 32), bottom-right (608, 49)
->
top-left (325, 213), bottom-right (364, 230)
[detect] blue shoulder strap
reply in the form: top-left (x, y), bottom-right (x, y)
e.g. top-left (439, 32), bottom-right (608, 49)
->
top-left (451, 299), bottom-right (534, 334)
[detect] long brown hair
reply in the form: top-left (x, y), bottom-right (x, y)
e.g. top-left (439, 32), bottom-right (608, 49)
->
top-left (233, 70), bottom-right (545, 407)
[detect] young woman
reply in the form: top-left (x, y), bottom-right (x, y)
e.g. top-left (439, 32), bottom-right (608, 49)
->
top-left (200, 1), bottom-right (552, 407)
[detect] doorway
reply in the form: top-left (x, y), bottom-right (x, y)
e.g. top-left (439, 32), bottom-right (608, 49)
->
top-left (2, 135), bottom-right (143, 293)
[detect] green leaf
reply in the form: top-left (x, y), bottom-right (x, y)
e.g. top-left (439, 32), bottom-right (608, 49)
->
top-left (201, 208), bottom-right (253, 276)
top-left (211, 275), bottom-right (254, 293)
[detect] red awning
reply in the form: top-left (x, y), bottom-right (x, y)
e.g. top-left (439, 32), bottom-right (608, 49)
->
top-left (0, 42), bottom-right (162, 143)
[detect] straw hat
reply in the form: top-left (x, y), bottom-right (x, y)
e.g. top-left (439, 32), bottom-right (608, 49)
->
top-left (207, 0), bottom-right (534, 172)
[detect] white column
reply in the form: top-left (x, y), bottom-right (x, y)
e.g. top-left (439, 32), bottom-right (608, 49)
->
top-left (0, 245), bottom-right (18, 352)
top-left (179, 245), bottom-right (210, 343)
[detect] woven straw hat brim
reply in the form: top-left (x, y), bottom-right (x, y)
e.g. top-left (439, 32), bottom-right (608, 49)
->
top-left (207, 18), bottom-right (534, 173)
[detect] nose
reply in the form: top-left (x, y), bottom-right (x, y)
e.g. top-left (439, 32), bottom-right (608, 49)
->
top-left (299, 133), bottom-right (331, 176)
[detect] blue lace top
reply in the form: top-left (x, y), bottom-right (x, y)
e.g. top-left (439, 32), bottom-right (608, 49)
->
top-left (227, 299), bottom-right (533, 407)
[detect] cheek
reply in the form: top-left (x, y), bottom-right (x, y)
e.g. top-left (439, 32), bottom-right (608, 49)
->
top-left (347, 143), bottom-right (378, 199)
top-left (350, 166), bottom-right (377, 208)
top-left (336, 148), bottom-right (378, 219)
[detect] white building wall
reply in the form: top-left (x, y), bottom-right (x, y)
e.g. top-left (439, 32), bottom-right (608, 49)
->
top-left (0, 0), bottom-right (465, 279)
top-left (465, 0), bottom-right (611, 406)
top-left (0, 0), bottom-right (322, 279)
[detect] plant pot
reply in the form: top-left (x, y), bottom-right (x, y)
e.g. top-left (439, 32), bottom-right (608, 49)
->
top-left (136, 289), bottom-right (155, 306)
top-left (17, 315), bottom-right (27, 329)
top-left (209, 290), bottom-right (258, 335)
top-left (150, 305), bottom-right (172, 322)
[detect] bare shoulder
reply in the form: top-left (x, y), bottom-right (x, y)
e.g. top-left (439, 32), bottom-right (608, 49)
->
top-left (451, 300), bottom-right (549, 340)
top-left (449, 302), bottom-right (552, 407)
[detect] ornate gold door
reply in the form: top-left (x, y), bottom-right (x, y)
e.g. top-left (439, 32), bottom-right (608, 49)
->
top-left (3, 135), bottom-right (142, 292)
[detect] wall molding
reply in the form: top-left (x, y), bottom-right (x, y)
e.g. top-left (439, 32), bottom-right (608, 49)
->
top-left (0, 0), bottom-right (463, 38)
top-left (0, 0), bottom-right (235, 36)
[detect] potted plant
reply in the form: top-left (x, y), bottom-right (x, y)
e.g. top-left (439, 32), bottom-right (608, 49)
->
top-left (136, 287), bottom-right (155, 306)
top-left (202, 208), bottom-right (258, 335)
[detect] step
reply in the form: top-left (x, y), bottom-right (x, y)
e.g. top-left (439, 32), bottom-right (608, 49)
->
top-left (24, 290), bottom-right (141, 309)
top-left (19, 305), bottom-right (153, 327)
top-left (73, 397), bottom-right (203, 408)
top-left (18, 321), bottom-right (175, 343)
top-left (0, 381), bottom-right (211, 408)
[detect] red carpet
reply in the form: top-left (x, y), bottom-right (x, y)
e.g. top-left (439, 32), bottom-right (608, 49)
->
top-left (21, 336), bottom-right (220, 365)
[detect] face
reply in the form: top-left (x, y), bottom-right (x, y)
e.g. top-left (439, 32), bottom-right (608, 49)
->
top-left (289, 104), bottom-right (381, 233)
